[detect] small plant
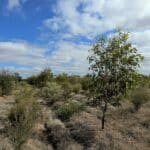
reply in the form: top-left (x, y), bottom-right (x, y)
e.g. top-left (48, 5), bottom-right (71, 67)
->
top-left (56, 102), bottom-right (85, 121)
top-left (8, 87), bottom-right (41, 150)
top-left (40, 82), bottom-right (63, 104)
top-left (131, 87), bottom-right (150, 111)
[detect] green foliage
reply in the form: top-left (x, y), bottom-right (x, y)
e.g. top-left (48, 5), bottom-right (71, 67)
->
top-left (55, 73), bottom-right (69, 84)
top-left (26, 68), bottom-right (53, 87)
top-left (56, 102), bottom-right (85, 121)
top-left (130, 87), bottom-right (150, 111)
top-left (55, 73), bottom-right (82, 97)
top-left (0, 70), bottom-right (15, 96)
top-left (88, 31), bottom-right (143, 129)
top-left (8, 86), bottom-right (41, 150)
top-left (40, 82), bottom-right (63, 104)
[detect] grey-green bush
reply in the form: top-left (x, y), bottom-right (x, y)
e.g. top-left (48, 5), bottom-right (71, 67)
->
top-left (56, 102), bottom-right (85, 121)
top-left (40, 82), bottom-right (63, 104)
top-left (130, 87), bottom-right (150, 111)
top-left (8, 87), bottom-right (41, 150)
top-left (72, 83), bottom-right (82, 94)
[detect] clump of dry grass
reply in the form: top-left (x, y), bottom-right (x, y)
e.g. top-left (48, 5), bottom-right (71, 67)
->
top-left (68, 121), bottom-right (96, 148)
top-left (7, 86), bottom-right (41, 150)
top-left (43, 120), bottom-right (70, 150)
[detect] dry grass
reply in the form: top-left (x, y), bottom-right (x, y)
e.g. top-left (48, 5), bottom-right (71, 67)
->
top-left (0, 95), bottom-right (149, 150)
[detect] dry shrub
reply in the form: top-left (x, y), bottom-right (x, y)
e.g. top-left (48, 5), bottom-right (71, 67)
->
top-left (22, 139), bottom-right (54, 150)
top-left (0, 138), bottom-right (13, 150)
top-left (130, 87), bottom-right (150, 111)
top-left (67, 121), bottom-right (95, 148)
top-left (72, 83), bottom-right (82, 94)
top-left (8, 86), bottom-right (41, 150)
top-left (40, 82), bottom-right (63, 105)
top-left (44, 121), bottom-right (70, 150)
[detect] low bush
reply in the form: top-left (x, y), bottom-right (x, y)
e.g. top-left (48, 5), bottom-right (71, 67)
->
top-left (56, 102), bottom-right (85, 121)
top-left (40, 82), bottom-right (63, 105)
top-left (44, 122), bottom-right (70, 150)
top-left (72, 83), bottom-right (82, 94)
top-left (8, 87), bottom-right (41, 150)
top-left (68, 121), bottom-right (95, 148)
top-left (61, 82), bottom-right (73, 100)
top-left (130, 87), bottom-right (150, 111)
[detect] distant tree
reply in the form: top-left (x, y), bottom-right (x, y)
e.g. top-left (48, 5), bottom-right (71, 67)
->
top-left (26, 69), bottom-right (53, 87)
top-left (37, 68), bottom-right (53, 87)
top-left (26, 75), bottom-right (37, 86)
top-left (55, 73), bottom-right (69, 84)
top-left (88, 32), bottom-right (143, 129)
top-left (13, 72), bottom-right (22, 82)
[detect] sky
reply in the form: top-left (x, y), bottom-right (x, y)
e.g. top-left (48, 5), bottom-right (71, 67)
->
top-left (0, 0), bottom-right (150, 77)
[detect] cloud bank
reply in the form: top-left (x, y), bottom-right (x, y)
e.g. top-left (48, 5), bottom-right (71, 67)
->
top-left (0, 0), bottom-right (150, 77)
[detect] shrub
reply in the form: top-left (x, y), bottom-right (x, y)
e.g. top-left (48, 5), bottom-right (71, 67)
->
top-left (56, 102), bottom-right (85, 121)
top-left (40, 82), bottom-right (63, 104)
top-left (0, 70), bottom-right (14, 96)
top-left (130, 87), bottom-right (150, 111)
top-left (72, 83), bottom-right (82, 94)
top-left (44, 122), bottom-right (70, 150)
top-left (8, 87), bottom-right (41, 150)
top-left (68, 121), bottom-right (95, 148)
top-left (61, 82), bottom-right (73, 100)
top-left (37, 69), bottom-right (53, 87)
top-left (26, 68), bottom-right (53, 87)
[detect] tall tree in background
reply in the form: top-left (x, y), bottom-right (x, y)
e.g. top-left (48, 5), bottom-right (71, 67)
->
top-left (88, 32), bottom-right (143, 129)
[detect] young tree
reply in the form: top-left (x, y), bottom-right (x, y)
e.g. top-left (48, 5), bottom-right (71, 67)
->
top-left (88, 32), bottom-right (143, 129)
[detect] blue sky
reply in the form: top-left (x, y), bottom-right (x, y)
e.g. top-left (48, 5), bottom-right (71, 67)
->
top-left (0, 0), bottom-right (150, 77)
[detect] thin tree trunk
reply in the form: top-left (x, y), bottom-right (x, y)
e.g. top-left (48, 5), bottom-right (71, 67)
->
top-left (101, 102), bottom-right (107, 129)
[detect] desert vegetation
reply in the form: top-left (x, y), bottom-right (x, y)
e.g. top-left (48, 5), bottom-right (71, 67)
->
top-left (0, 32), bottom-right (150, 150)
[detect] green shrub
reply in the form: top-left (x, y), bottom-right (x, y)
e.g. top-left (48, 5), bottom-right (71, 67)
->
top-left (130, 87), bottom-right (150, 111)
top-left (37, 69), bottom-right (53, 87)
top-left (40, 82), bottom-right (63, 104)
top-left (26, 68), bottom-right (53, 87)
top-left (0, 70), bottom-right (14, 96)
top-left (8, 87), bottom-right (41, 150)
top-left (56, 102), bottom-right (85, 121)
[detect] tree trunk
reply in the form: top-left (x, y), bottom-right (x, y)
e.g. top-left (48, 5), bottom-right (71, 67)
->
top-left (101, 102), bottom-right (107, 129)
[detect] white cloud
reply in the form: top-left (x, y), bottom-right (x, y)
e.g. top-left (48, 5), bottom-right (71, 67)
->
top-left (41, 0), bottom-right (150, 75)
top-left (2, 0), bottom-right (150, 76)
top-left (44, 0), bottom-right (150, 37)
top-left (7, 0), bottom-right (21, 10)
top-left (48, 41), bottom-right (90, 75)
top-left (0, 40), bottom-right (91, 77)
top-left (0, 41), bottom-right (48, 77)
